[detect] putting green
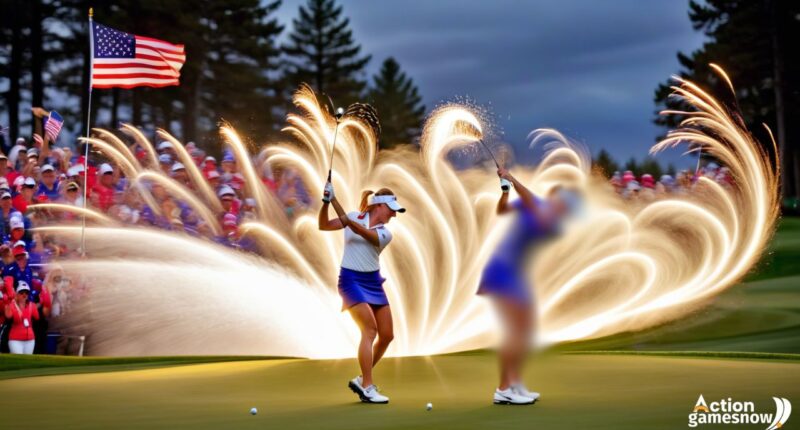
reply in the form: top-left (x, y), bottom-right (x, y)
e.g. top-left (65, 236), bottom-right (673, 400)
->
top-left (2, 353), bottom-right (798, 429)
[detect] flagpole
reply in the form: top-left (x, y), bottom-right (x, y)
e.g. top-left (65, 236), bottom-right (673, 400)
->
top-left (80, 7), bottom-right (94, 256)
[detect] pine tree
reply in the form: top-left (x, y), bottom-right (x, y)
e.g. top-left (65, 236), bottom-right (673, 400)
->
top-left (282, 0), bottom-right (371, 106)
top-left (593, 149), bottom-right (619, 178)
top-left (366, 57), bottom-right (425, 149)
top-left (654, 0), bottom-right (800, 198)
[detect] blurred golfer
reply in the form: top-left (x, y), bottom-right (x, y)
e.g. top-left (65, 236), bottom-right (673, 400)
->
top-left (478, 167), bottom-right (579, 405)
top-left (318, 181), bottom-right (405, 404)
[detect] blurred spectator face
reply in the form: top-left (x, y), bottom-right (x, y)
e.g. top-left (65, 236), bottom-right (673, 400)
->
top-left (11, 227), bottom-right (24, 241)
top-left (42, 170), bottom-right (57, 186)
top-left (1, 194), bottom-right (11, 211)
top-left (14, 251), bottom-right (28, 268)
top-left (221, 194), bottom-right (234, 212)
top-left (22, 183), bottom-right (35, 199)
top-left (152, 184), bottom-right (168, 200)
top-left (173, 168), bottom-right (188, 182)
top-left (65, 183), bottom-right (80, 200)
top-left (101, 171), bottom-right (114, 187)
top-left (0, 156), bottom-right (8, 172)
top-left (28, 154), bottom-right (38, 167)
top-left (16, 288), bottom-right (29, 302)
top-left (221, 160), bottom-right (236, 174)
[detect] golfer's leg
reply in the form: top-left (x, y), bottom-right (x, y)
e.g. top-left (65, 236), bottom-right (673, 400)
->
top-left (349, 303), bottom-right (378, 387)
top-left (371, 305), bottom-right (394, 367)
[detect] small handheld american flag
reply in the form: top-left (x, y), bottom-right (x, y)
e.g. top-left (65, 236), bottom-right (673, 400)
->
top-left (91, 21), bottom-right (185, 89)
top-left (43, 111), bottom-right (63, 142)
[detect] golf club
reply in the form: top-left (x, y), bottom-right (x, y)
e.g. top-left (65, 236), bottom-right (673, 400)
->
top-left (479, 139), bottom-right (509, 191)
top-left (327, 106), bottom-right (345, 182)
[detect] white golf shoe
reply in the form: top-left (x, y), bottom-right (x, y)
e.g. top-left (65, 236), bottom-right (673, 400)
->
top-left (494, 387), bottom-right (535, 405)
top-left (362, 384), bottom-right (390, 404)
top-left (511, 383), bottom-right (540, 402)
top-left (348, 375), bottom-right (365, 399)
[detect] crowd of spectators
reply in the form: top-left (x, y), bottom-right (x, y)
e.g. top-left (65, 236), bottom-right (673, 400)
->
top-left (610, 162), bottom-right (734, 201)
top-left (0, 130), bottom-right (312, 355)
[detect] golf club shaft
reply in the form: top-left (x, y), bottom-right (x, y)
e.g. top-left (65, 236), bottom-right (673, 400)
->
top-left (479, 139), bottom-right (500, 168)
top-left (327, 120), bottom-right (341, 182)
top-left (479, 139), bottom-right (510, 191)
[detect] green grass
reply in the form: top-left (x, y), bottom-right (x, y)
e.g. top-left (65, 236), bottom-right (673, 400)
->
top-left (0, 217), bottom-right (798, 429)
top-left (2, 352), bottom-right (799, 430)
top-left (556, 217), bottom-right (800, 355)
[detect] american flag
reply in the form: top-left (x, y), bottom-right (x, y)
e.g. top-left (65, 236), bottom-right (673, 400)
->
top-left (43, 111), bottom-right (63, 142)
top-left (91, 21), bottom-right (185, 89)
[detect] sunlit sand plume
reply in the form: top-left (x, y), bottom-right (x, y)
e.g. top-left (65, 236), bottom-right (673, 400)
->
top-left (43, 70), bottom-right (779, 358)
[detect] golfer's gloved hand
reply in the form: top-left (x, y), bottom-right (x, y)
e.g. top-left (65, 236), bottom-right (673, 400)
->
top-left (500, 178), bottom-right (512, 193)
top-left (322, 182), bottom-right (335, 203)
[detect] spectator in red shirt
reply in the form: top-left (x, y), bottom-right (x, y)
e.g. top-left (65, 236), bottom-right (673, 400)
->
top-left (0, 153), bottom-right (13, 181)
top-left (4, 280), bottom-right (39, 354)
top-left (218, 185), bottom-right (240, 217)
top-left (202, 156), bottom-right (218, 176)
top-left (92, 163), bottom-right (116, 212)
top-left (12, 177), bottom-right (37, 213)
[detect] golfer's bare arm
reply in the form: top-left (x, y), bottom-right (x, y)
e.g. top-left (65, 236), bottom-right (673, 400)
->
top-left (318, 201), bottom-right (344, 231)
top-left (497, 190), bottom-right (511, 214)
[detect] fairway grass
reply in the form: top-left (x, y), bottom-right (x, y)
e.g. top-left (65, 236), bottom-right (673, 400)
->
top-left (1, 353), bottom-right (797, 429)
top-left (1, 218), bottom-right (797, 429)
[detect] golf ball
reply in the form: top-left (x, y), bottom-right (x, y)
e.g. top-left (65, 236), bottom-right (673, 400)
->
top-left (426, 403), bottom-right (433, 411)
top-left (250, 407), bottom-right (258, 415)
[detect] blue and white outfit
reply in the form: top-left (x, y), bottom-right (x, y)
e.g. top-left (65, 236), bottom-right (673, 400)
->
top-left (477, 197), bottom-right (558, 304)
top-left (338, 210), bottom-right (394, 310)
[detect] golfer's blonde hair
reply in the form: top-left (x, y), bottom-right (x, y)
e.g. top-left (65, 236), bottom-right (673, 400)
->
top-left (359, 188), bottom-right (395, 212)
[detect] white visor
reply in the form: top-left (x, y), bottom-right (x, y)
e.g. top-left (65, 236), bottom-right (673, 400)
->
top-left (370, 194), bottom-right (405, 213)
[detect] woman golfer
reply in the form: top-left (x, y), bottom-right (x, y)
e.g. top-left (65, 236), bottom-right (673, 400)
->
top-left (318, 181), bottom-right (405, 404)
top-left (478, 167), bottom-right (579, 405)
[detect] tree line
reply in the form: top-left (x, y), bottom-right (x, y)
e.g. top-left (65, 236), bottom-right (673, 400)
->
top-left (653, 0), bottom-right (800, 200)
top-left (0, 0), bottom-right (425, 152)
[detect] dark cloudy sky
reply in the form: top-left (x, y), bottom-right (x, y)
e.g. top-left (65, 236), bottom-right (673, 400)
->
top-left (276, 0), bottom-right (706, 168)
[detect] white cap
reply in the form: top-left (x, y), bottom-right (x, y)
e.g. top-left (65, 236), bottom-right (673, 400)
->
top-left (369, 194), bottom-right (406, 213)
top-left (10, 217), bottom-right (24, 230)
top-left (67, 166), bottom-right (81, 177)
top-left (41, 164), bottom-right (55, 173)
top-left (23, 177), bottom-right (37, 187)
top-left (27, 148), bottom-right (39, 156)
top-left (158, 153), bottom-right (172, 164)
top-left (16, 137), bottom-right (25, 145)
top-left (171, 162), bottom-right (185, 172)
top-left (1, 191), bottom-right (11, 199)
top-left (206, 170), bottom-right (220, 180)
top-left (157, 141), bottom-right (173, 151)
top-left (99, 163), bottom-right (114, 175)
top-left (13, 240), bottom-right (26, 249)
top-left (16, 280), bottom-right (31, 293)
top-left (244, 198), bottom-right (256, 207)
top-left (204, 156), bottom-right (216, 163)
top-left (218, 185), bottom-right (235, 197)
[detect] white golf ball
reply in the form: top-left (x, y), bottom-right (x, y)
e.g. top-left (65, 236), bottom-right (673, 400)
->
top-left (426, 403), bottom-right (433, 411)
top-left (250, 407), bottom-right (258, 415)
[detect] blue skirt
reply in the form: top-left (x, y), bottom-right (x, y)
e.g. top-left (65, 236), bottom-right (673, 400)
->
top-left (338, 267), bottom-right (389, 310)
top-left (476, 258), bottom-right (532, 305)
